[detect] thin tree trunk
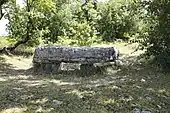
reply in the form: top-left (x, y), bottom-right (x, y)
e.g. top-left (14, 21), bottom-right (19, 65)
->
top-left (0, 6), bottom-right (4, 20)
top-left (0, 0), bottom-right (32, 54)
top-left (0, 0), bottom-right (8, 20)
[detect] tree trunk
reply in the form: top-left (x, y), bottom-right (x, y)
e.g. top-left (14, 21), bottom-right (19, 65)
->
top-left (0, 38), bottom-right (30, 54)
top-left (0, 0), bottom-right (32, 54)
top-left (0, 0), bottom-right (8, 20)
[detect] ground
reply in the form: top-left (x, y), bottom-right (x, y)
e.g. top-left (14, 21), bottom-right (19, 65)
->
top-left (0, 43), bottom-right (170, 113)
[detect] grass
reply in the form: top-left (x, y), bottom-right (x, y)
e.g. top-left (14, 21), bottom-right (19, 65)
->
top-left (0, 36), bottom-right (34, 57)
top-left (0, 43), bottom-right (170, 113)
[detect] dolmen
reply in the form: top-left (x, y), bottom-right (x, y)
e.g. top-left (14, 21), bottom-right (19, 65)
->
top-left (33, 46), bottom-right (120, 73)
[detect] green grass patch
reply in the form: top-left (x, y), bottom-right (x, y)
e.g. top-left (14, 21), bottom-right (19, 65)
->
top-left (0, 42), bottom-right (169, 113)
top-left (0, 54), bottom-right (170, 113)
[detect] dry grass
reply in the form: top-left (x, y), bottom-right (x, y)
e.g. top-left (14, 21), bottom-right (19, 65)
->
top-left (0, 55), bottom-right (32, 70)
top-left (0, 43), bottom-right (170, 113)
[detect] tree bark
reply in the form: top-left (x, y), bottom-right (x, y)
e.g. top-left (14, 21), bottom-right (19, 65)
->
top-left (0, 0), bottom-right (8, 20)
top-left (0, 0), bottom-right (32, 54)
top-left (0, 38), bottom-right (30, 54)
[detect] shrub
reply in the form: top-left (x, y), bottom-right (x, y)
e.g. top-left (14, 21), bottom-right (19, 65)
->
top-left (141, 0), bottom-right (170, 70)
top-left (57, 21), bottom-right (101, 46)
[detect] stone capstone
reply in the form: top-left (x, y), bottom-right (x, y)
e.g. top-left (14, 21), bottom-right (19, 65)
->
top-left (33, 46), bottom-right (119, 64)
top-left (32, 46), bottom-right (119, 73)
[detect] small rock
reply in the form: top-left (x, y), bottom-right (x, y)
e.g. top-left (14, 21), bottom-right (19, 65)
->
top-left (144, 94), bottom-right (152, 101)
top-left (78, 94), bottom-right (84, 99)
top-left (131, 103), bottom-right (138, 108)
top-left (141, 79), bottom-right (146, 82)
top-left (136, 85), bottom-right (142, 89)
top-left (141, 110), bottom-right (152, 113)
top-left (112, 85), bottom-right (119, 89)
top-left (157, 105), bottom-right (161, 109)
top-left (52, 100), bottom-right (63, 105)
top-left (35, 106), bottom-right (43, 113)
top-left (145, 96), bottom-right (152, 101)
top-left (115, 60), bottom-right (123, 66)
top-left (120, 78), bottom-right (125, 81)
top-left (132, 108), bottom-right (141, 113)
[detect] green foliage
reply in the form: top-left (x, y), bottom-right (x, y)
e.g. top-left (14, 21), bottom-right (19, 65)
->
top-left (5, 0), bottom-right (141, 46)
top-left (0, 36), bottom-right (14, 48)
top-left (58, 21), bottom-right (101, 46)
top-left (96, 0), bottom-right (136, 41)
top-left (140, 0), bottom-right (170, 70)
top-left (6, 0), bottom-right (50, 47)
top-left (42, 0), bottom-right (76, 44)
top-left (56, 0), bottom-right (101, 46)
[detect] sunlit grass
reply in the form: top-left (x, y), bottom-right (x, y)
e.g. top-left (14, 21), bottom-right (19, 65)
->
top-left (0, 55), bottom-right (32, 70)
top-left (0, 42), bottom-right (170, 113)
top-left (1, 107), bottom-right (27, 113)
top-left (0, 36), bottom-right (13, 48)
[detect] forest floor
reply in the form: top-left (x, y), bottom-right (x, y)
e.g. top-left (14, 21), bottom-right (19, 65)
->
top-left (0, 43), bottom-right (170, 113)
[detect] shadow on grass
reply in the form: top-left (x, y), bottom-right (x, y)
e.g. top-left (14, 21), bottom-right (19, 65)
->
top-left (10, 50), bottom-right (34, 58)
top-left (40, 55), bottom-right (170, 113)
top-left (0, 55), bottom-right (170, 113)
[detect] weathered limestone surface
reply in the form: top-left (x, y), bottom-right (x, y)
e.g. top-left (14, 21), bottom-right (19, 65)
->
top-left (33, 46), bottom-right (119, 64)
top-left (33, 46), bottom-right (119, 73)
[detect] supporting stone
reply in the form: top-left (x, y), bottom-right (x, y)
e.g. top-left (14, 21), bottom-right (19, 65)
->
top-left (40, 63), bottom-right (46, 73)
top-left (33, 63), bottom-right (41, 73)
top-left (52, 63), bottom-right (61, 73)
top-left (80, 64), bottom-right (100, 75)
top-left (45, 63), bottom-right (52, 74)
